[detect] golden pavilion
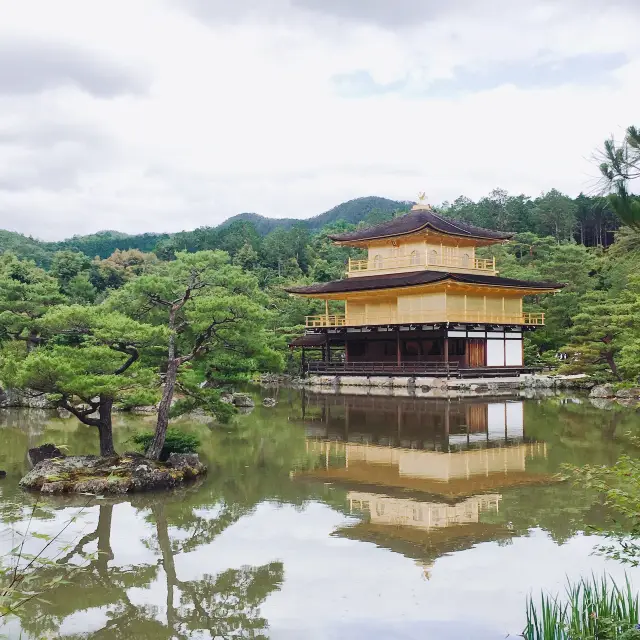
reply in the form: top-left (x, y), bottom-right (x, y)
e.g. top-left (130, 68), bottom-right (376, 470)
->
top-left (287, 203), bottom-right (564, 376)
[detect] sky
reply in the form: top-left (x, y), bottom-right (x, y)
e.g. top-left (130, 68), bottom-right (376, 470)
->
top-left (0, 0), bottom-right (639, 240)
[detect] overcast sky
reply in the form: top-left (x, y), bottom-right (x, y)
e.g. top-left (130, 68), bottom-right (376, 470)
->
top-left (0, 0), bottom-right (638, 240)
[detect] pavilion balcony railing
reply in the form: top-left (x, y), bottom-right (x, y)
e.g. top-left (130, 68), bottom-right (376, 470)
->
top-left (348, 254), bottom-right (496, 275)
top-left (304, 312), bottom-right (544, 328)
top-left (306, 360), bottom-right (459, 375)
top-left (305, 314), bottom-right (348, 328)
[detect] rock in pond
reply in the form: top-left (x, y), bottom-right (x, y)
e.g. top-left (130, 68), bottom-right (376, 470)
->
top-left (262, 397), bottom-right (277, 407)
top-left (0, 470), bottom-right (6, 479)
top-left (28, 443), bottom-right (65, 467)
top-left (232, 393), bottom-right (255, 408)
top-left (130, 405), bottom-right (157, 415)
top-left (20, 453), bottom-right (207, 495)
top-left (167, 453), bottom-right (202, 474)
top-left (615, 388), bottom-right (640, 399)
top-left (220, 392), bottom-right (234, 404)
top-left (589, 384), bottom-right (616, 399)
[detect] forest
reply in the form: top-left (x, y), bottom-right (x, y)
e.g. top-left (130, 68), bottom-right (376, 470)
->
top-left (1, 127), bottom-right (640, 451)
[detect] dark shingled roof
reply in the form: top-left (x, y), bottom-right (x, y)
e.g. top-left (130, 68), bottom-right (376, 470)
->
top-left (285, 270), bottom-right (565, 295)
top-left (328, 207), bottom-right (513, 243)
top-left (288, 334), bottom-right (327, 347)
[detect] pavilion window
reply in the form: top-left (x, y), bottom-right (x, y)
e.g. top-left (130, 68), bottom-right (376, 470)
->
top-left (428, 249), bottom-right (439, 265)
top-left (410, 250), bottom-right (419, 266)
top-left (448, 338), bottom-right (466, 356)
top-left (461, 253), bottom-right (470, 267)
top-left (373, 254), bottom-right (383, 269)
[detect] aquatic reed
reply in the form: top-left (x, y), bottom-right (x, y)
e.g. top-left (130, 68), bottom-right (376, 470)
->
top-left (523, 575), bottom-right (640, 640)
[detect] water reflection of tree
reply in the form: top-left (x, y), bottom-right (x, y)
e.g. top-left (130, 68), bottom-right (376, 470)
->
top-left (12, 504), bottom-right (158, 638)
top-left (13, 501), bottom-right (283, 639)
top-left (153, 503), bottom-right (282, 639)
top-left (8, 411), bottom-right (310, 638)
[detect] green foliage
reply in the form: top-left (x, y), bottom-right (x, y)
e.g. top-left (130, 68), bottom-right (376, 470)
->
top-left (110, 250), bottom-right (282, 379)
top-left (132, 428), bottom-right (201, 460)
top-left (0, 254), bottom-right (65, 346)
top-left (561, 275), bottom-right (640, 380)
top-left (566, 454), bottom-right (640, 566)
top-left (116, 387), bottom-right (161, 411)
top-left (53, 230), bottom-right (169, 258)
top-left (0, 230), bottom-right (53, 267)
top-left (524, 575), bottom-right (640, 640)
top-left (600, 125), bottom-right (640, 230)
top-left (0, 304), bottom-right (165, 455)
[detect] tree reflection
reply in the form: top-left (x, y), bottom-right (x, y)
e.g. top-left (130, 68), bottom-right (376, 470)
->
top-left (151, 502), bottom-right (283, 639)
top-left (11, 500), bottom-right (283, 639)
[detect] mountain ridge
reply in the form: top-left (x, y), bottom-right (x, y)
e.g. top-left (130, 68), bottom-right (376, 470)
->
top-left (0, 196), bottom-right (410, 265)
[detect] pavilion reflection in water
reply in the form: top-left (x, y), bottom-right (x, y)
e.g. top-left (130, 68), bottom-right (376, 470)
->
top-left (301, 393), bottom-right (535, 451)
top-left (296, 393), bottom-right (550, 569)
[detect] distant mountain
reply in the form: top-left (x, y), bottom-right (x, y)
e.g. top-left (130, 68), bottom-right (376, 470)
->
top-left (218, 212), bottom-right (300, 235)
top-left (220, 197), bottom-right (410, 234)
top-left (0, 196), bottom-right (411, 264)
top-left (0, 230), bottom-right (54, 267)
top-left (307, 196), bottom-right (411, 229)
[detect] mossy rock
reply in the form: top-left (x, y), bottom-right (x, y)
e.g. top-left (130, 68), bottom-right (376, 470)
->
top-left (19, 454), bottom-right (207, 495)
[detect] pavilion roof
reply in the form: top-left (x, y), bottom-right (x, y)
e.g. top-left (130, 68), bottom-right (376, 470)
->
top-left (327, 205), bottom-right (514, 244)
top-left (285, 269), bottom-right (565, 296)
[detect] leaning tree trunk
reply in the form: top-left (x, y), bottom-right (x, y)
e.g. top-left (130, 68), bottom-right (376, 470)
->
top-left (153, 504), bottom-right (178, 630)
top-left (146, 359), bottom-right (178, 460)
top-left (147, 315), bottom-right (180, 461)
top-left (604, 351), bottom-right (622, 381)
top-left (97, 396), bottom-right (116, 457)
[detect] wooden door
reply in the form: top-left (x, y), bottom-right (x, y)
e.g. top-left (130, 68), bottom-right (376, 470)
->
top-left (467, 404), bottom-right (488, 433)
top-left (467, 339), bottom-right (486, 368)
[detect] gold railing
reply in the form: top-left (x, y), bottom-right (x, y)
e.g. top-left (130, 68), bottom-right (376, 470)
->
top-left (522, 312), bottom-right (545, 325)
top-left (305, 315), bottom-right (348, 328)
top-left (348, 254), bottom-right (496, 274)
top-left (305, 312), bottom-right (544, 327)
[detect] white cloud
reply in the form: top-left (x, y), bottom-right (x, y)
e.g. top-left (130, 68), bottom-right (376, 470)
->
top-left (0, 0), bottom-right (638, 239)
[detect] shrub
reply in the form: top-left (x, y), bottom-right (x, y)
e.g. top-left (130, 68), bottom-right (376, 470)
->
top-left (132, 429), bottom-right (201, 461)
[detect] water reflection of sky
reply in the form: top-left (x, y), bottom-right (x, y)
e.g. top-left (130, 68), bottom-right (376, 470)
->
top-left (2, 391), bottom-right (640, 638)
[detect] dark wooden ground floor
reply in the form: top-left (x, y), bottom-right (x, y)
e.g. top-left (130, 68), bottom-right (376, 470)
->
top-left (290, 325), bottom-right (532, 377)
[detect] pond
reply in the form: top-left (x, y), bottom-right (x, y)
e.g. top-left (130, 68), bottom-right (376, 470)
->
top-left (1, 388), bottom-right (640, 639)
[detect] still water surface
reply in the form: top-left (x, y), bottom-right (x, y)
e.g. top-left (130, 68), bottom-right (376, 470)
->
top-left (1, 389), bottom-right (640, 639)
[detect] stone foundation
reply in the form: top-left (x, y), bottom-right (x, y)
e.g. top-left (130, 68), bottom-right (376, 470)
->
top-left (301, 373), bottom-right (592, 398)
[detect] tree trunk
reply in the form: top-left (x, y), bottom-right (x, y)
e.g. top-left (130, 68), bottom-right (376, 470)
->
top-left (147, 359), bottom-right (178, 460)
top-left (147, 310), bottom-right (179, 460)
top-left (95, 505), bottom-right (114, 578)
top-left (27, 329), bottom-right (40, 353)
top-left (97, 396), bottom-right (116, 457)
top-left (153, 505), bottom-right (178, 631)
top-left (604, 350), bottom-right (622, 381)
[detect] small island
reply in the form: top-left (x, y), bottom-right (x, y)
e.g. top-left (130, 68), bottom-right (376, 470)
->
top-left (19, 451), bottom-right (206, 495)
